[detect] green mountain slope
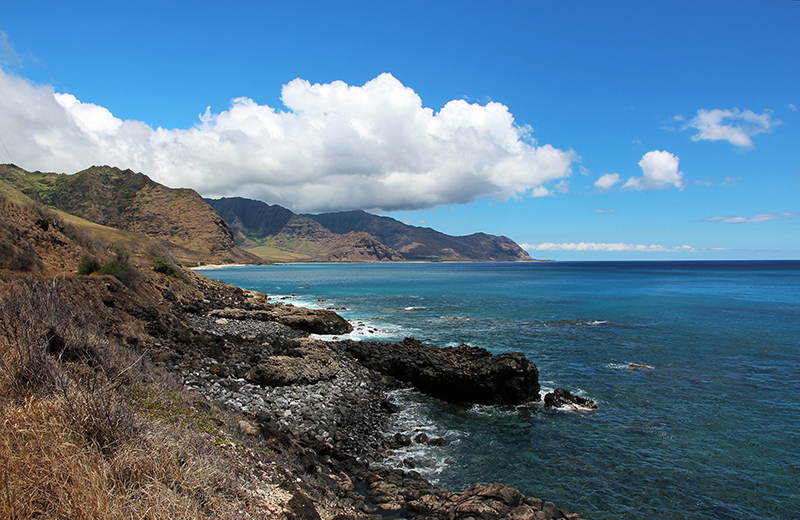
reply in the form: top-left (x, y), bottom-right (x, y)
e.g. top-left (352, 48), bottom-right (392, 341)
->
top-left (0, 164), bottom-right (260, 265)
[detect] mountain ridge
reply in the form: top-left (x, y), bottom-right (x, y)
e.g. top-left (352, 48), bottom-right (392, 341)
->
top-left (0, 164), bottom-right (533, 264)
top-left (207, 197), bottom-right (533, 262)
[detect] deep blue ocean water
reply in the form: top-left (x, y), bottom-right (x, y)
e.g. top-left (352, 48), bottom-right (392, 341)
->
top-left (199, 261), bottom-right (800, 519)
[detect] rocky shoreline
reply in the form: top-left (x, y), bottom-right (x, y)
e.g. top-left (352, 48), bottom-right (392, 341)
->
top-left (161, 280), bottom-right (588, 520)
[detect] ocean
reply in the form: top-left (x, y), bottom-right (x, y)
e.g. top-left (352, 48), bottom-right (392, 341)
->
top-left (198, 260), bottom-right (800, 519)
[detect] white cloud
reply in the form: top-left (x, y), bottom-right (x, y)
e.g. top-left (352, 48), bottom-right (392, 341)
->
top-left (522, 242), bottom-right (697, 252)
top-left (0, 68), bottom-right (576, 213)
top-left (594, 173), bottom-right (621, 190)
top-left (684, 108), bottom-right (781, 149)
top-left (789, 104), bottom-right (797, 113)
top-left (704, 212), bottom-right (799, 224)
top-left (622, 150), bottom-right (684, 191)
top-left (531, 185), bottom-right (551, 197)
top-left (594, 209), bottom-right (615, 214)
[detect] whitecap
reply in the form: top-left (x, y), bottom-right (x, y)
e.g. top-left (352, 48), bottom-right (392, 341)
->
top-left (312, 317), bottom-right (408, 341)
top-left (606, 362), bottom-right (655, 371)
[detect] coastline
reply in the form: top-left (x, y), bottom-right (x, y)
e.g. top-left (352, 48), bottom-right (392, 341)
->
top-left (165, 271), bottom-right (586, 519)
top-left (189, 257), bottom-right (549, 271)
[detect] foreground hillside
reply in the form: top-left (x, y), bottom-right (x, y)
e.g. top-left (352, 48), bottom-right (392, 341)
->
top-left (0, 195), bottom-right (584, 519)
top-left (208, 197), bottom-right (533, 262)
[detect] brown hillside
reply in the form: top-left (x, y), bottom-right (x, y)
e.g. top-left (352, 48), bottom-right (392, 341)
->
top-left (0, 164), bottom-right (260, 266)
top-left (256, 215), bottom-right (403, 262)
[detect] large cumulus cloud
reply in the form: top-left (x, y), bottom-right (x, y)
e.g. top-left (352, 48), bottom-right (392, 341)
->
top-left (0, 69), bottom-right (575, 212)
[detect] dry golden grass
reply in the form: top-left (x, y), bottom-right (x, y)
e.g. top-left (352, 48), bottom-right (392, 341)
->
top-left (0, 392), bottom-right (266, 519)
top-left (0, 275), bottom-right (286, 519)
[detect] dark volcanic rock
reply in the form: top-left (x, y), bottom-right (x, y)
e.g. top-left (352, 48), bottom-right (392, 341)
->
top-left (335, 337), bottom-right (540, 405)
top-left (544, 387), bottom-right (597, 410)
top-left (208, 305), bottom-right (353, 335)
top-left (245, 342), bottom-right (340, 386)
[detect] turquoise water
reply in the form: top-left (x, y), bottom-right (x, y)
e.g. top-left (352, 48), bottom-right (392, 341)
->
top-left (200, 261), bottom-right (800, 519)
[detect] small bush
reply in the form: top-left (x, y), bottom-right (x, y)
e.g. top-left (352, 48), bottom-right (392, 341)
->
top-left (77, 256), bottom-right (101, 275)
top-left (145, 244), bottom-right (189, 283)
top-left (98, 259), bottom-right (127, 278)
top-left (96, 245), bottom-right (140, 287)
top-left (151, 257), bottom-right (182, 278)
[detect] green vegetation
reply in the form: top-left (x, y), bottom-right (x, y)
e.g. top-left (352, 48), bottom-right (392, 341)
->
top-left (150, 256), bottom-right (188, 283)
top-left (77, 256), bottom-right (101, 275)
top-left (143, 244), bottom-right (189, 283)
top-left (76, 245), bottom-right (140, 286)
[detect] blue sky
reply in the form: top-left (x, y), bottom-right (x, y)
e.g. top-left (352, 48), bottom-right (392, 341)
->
top-left (1, 0), bottom-right (798, 260)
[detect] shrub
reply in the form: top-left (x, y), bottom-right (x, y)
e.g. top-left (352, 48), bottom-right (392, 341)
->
top-left (151, 257), bottom-right (181, 277)
top-left (96, 245), bottom-right (140, 287)
top-left (98, 259), bottom-right (127, 277)
top-left (77, 256), bottom-right (101, 275)
top-left (148, 249), bottom-right (188, 283)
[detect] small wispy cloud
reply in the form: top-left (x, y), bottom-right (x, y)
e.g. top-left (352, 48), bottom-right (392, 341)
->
top-left (594, 209), bottom-right (615, 214)
top-left (0, 31), bottom-right (22, 67)
top-left (704, 212), bottom-right (799, 224)
top-left (684, 108), bottom-right (781, 149)
top-left (594, 173), bottom-right (620, 190)
top-left (522, 242), bottom-right (699, 253)
top-left (0, 31), bottom-right (36, 68)
top-left (693, 175), bottom-right (742, 188)
top-left (789, 104), bottom-right (797, 113)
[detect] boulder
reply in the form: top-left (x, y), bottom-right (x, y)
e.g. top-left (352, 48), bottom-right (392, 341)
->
top-left (208, 305), bottom-right (353, 335)
top-left (245, 342), bottom-right (340, 386)
top-left (543, 388), bottom-right (597, 410)
top-left (335, 338), bottom-right (539, 405)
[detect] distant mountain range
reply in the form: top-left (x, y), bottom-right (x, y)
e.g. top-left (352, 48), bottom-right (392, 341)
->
top-left (206, 197), bottom-right (532, 262)
top-left (0, 164), bottom-right (533, 264)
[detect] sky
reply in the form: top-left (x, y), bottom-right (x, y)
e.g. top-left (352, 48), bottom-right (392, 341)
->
top-left (1, 0), bottom-right (798, 260)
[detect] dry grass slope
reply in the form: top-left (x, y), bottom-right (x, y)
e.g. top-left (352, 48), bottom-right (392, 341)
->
top-left (0, 277), bottom-right (258, 519)
top-left (0, 198), bottom-right (318, 519)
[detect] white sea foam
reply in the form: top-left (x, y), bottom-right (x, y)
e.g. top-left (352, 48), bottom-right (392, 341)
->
top-left (315, 317), bottom-right (407, 341)
top-left (378, 389), bottom-right (464, 482)
top-left (606, 362), bottom-right (655, 371)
